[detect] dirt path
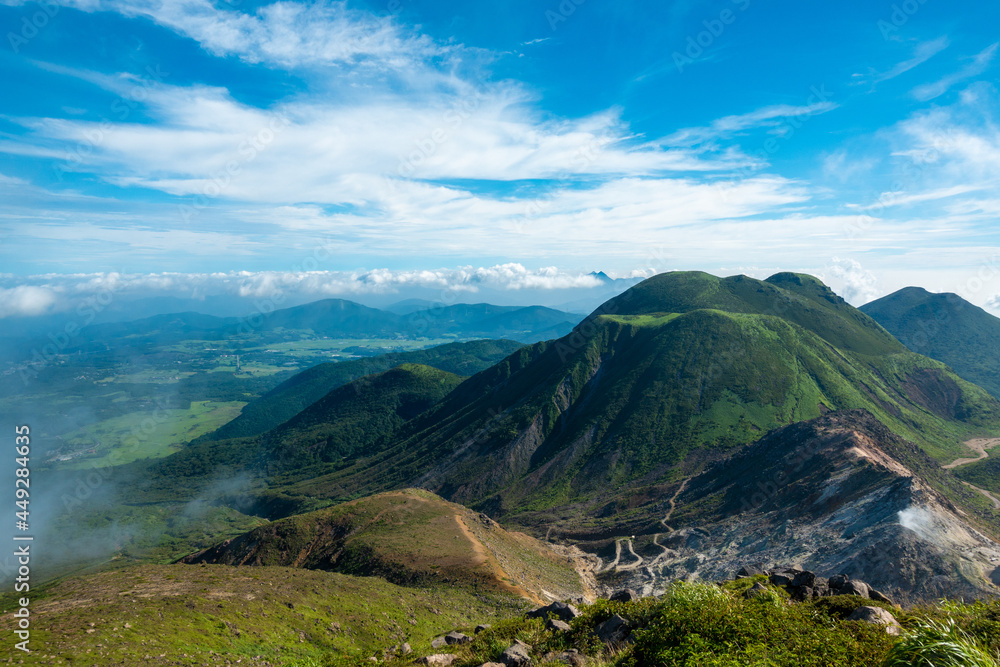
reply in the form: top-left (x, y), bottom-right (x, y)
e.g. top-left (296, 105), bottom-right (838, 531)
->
top-left (963, 482), bottom-right (1000, 509)
top-left (943, 437), bottom-right (1000, 469)
top-left (615, 539), bottom-right (645, 571)
top-left (660, 477), bottom-right (690, 531)
top-left (942, 438), bottom-right (1000, 512)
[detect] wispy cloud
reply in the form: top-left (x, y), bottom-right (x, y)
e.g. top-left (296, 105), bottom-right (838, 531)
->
top-left (855, 36), bottom-right (950, 87)
top-left (666, 101), bottom-right (838, 146)
top-left (6, 0), bottom-right (443, 70)
top-left (911, 42), bottom-right (998, 101)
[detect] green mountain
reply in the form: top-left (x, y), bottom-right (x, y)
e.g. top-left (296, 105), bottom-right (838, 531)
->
top-left (260, 364), bottom-right (463, 473)
top-left (181, 488), bottom-right (585, 602)
top-left (130, 363), bottom-right (464, 505)
top-left (282, 272), bottom-right (1000, 523)
top-left (207, 339), bottom-right (524, 440)
top-left (861, 286), bottom-right (1000, 399)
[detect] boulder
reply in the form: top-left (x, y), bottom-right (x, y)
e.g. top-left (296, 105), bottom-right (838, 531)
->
top-left (475, 624), bottom-right (492, 634)
top-left (596, 614), bottom-right (630, 644)
top-left (828, 574), bottom-right (850, 590)
top-left (445, 632), bottom-right (472, 645)
top-left (478, 664), bottom-right (506, 667)
top-left (401, 644), bottom-right (412, 655)
top-left (840, 581), bottom-right (871, 598)
top-left (737, 564), bottom-right (768, 578)
top-left (846, 606), bottom-right (901, 636)
top-left (500, 640), bottom-right (533, 667)
top-left (768, 572), bottom-right (794, 587)
top-left (526, 602), bottom-right (580, 622)
top-left (791, 571), bottom-right (816, 588)
top-left (543, 650), bottom-right (588, 667)
top-left (430, 637), bottom-right (447, 649)
top-left (868, 588), bottom-right (895, 606)
top-left (610, 589), bottom-right (640, 603)
top-left (419, 656), bottom-right (457, 667)
top-left (546, 619), bottom-right (572, 632)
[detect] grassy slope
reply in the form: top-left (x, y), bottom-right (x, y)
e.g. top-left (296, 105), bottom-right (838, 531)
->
top-left (278, 272), bottom-right (1000, 521)
top-left (112, 364), bottom-right (465, 506)
top-left (207, 340), bottom-right (524, 440)
top-left (0, 563), bottom-right (529, 666)
top-left (183, 489), bottom-right (585, 603)
top-left (862, 286), bottom-right (1000, 399)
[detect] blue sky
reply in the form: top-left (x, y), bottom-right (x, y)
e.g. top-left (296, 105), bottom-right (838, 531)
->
top-left (1, 0), bottom-right (1000, 315)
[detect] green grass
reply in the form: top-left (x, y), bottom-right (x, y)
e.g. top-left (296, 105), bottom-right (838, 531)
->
top-left (0, 563), bottom-right (530, 666)
top-left (56, 400), bottom-right (247, 468)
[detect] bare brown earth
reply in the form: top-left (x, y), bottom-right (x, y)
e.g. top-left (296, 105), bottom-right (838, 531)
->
top-left (943, 437), bottom-right (1000, 469)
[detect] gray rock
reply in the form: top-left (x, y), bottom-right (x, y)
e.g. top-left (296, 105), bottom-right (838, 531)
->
top-left (828, 574), bottom-right (850, 590)
top-left (544, 650), bottom-right (588, 667)
top-left (526, 602), bottom-right (580, 622)
top-left (840, 581), bottom-right (871, 598)
top-left (596, 614), bottom-right (630, 644)
top-left (846, 606), bottom-right (901, 635)
top-left (769, 572), bottom-right (794, 586)
top-left (610, 589), bottom-right (639, 603)
top-left (792, 571), bottom-right (816, 588)
top-left (445, 632), bottom-right (472, 645)
top-left (475, 624), bottom-right (492, 634)
top-left (478, 663), bottom-right (506, 667)
top-left (500, 640), bottom-right (533, 667)
top-left (419, 655), bottom-right (457, 667)
top-left (868, 588), bottom-right (895, 606)
top-left (737, 564), bottom-right (768, 578)
top-left (401, 643), bottom-right (412, 655)
top-left (546, 618), bottom-right (572, 632)
top-left (430, 637), bottom-right (447, 649)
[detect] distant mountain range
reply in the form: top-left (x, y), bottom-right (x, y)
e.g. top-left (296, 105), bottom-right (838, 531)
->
top-left (0, 297), bottom-right (582, 363)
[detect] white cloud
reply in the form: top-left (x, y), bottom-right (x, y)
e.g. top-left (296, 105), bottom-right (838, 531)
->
top-left (824, 258), bottom-right (880, 305)
top-left (8, 0), bottom-right (442, 69)
top-left (666, 101), bottom-right (839, 146)
top-left (911, 42), bottom-right (998, 101)
top-left (0, 285), bottom-right (59, 317)
top-left (856, 37), bottom-right (950, 87)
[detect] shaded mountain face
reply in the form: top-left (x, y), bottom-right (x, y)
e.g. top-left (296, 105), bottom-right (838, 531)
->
top-left (129, 364), bottom-right (464, 505)
top-left (297, 272), bottom-right (1000, 520)
top-left (259, 364), bottom-right (463, 473)
top-left (181, 488), bottom-right (590, 604)
top-left (862, 286), bottom-right (1000, 400)
top-left (207, 339), bottom-right (524, 440)
top-left (603, 409), bottom-right (1000, 604)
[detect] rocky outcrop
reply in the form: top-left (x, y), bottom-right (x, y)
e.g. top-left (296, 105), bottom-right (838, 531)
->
top-left (596, 410), bottom-right (1000, 604)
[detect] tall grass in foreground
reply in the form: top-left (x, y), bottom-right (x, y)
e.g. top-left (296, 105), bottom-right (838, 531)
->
top-left (882, 618), bottom-right (1000, 667)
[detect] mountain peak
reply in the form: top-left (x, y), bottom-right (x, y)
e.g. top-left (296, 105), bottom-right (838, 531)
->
top-left (592, 270), bottom-right (902, 355)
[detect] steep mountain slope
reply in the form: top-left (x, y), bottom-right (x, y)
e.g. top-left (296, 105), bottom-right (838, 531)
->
top-left (181, 489), bottom-right (590, 604)
top-left (207, 339), bottom-right (524, 440)
top-left (260, 364), bottom-right (463, 473)
top-left (282, 272), bottom-right (1000, 522)
top-left (129, 364), bottom-right (463, 504)
top-left (862, 286), bottom-right (1000, 399)
top-left (603, 409), bottom-right (1000, 604)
